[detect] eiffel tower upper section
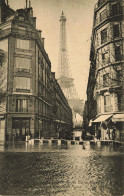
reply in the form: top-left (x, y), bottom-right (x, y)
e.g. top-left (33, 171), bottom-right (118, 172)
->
top-left (57, 11), bottom-right (77, 100)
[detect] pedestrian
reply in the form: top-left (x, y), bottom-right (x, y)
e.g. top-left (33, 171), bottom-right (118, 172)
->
top-left (29, 131), bottom-right (32, 139)
top-left (110, 128), bottom-right (113, 140)
top-left (106, 128), bottom-right (110, 140)
top-left (112, 127), bottom-right (116, 140)
top-left (97, 128), bottom-right (101, 140)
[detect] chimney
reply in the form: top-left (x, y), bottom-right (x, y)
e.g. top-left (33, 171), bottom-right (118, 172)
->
top-left (29, 0), bottom-right (31, 8)
top-left (32, 17), bottom-right (36, 28)
top-left (41, 38), bottom-right (45, 47)
top-left (37, 30), bottom-right (42, 38)
top-left (27, 7), bottom-right (33, 17)
top-left (26, 0), bottom-right (28, 8)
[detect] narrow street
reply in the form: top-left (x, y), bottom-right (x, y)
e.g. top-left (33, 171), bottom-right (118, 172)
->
top-left (0, 142), bottom-right (123, 196)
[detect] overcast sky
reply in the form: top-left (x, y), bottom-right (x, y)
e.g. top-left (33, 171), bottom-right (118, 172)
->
top-left (9, 0), bottom-right (97, 100)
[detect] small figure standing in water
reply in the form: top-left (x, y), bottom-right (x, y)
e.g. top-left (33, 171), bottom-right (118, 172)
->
top-left (106, 128), bottom-right (110, 140)
top-left (112, 127), bottom-right (116, 140)
top-left (96, 128), bottom-right (101, 140)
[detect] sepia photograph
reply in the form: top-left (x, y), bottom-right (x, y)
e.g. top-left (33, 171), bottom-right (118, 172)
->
top-left (0, 0), bottom-right (124, 195)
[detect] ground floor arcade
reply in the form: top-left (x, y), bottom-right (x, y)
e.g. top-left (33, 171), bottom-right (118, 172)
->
top-left (0, 114), bottom-right (72, 142)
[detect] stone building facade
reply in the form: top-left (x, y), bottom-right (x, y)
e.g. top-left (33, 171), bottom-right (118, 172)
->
top-left (0, 0), bottom-right (73, 141)
top-left (86, 0), bottom-right (124, 142)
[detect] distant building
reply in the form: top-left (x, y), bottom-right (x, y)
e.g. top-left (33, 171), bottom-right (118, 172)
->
top-left (85, 0), bottom-right (124, 142)
top-left (0, 0), bottom-right (73, 141)
top-left (73, 110), bottom-right (83, 128)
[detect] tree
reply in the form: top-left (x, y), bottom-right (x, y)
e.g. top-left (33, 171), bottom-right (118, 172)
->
top-left (0, 49), bottom-right (7, 113)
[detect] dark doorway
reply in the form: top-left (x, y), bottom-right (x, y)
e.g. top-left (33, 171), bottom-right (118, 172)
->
top-left (12, 118), bottom-right (30, 140)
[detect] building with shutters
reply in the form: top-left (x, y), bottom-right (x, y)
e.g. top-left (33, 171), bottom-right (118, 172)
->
top-left (0, 0), bottom-right (72, 141)
top-left (86, 0), bottom-right (124, 142)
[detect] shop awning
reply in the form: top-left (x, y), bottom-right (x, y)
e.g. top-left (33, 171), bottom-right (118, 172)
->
top-left (93, 114), bottom-right (112, 123)
top-left (112, 114), bottom-right (124, 122)
top-left (54, 119), bottom-right (69, 125)
top-left (54, 119), bottom-right (61, 123)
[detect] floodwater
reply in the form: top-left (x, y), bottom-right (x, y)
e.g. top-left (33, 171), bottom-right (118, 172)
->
top-left (0, 141), bottom-right (123, 196)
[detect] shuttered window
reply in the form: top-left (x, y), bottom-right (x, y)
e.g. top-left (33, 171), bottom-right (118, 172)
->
top-left (16, 99), bottom-right (28, 112)
top-left (15, 77), bottom-right (30, 92)
top-left (16, 39), bottom-right (30, 50)
top-left (15, 57), bottom-right (30, 70)
top-left (104, 95), bottom-right (111, 112)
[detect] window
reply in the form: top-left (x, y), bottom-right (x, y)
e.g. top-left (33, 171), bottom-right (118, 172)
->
top-left (117, 93), bottom-right (124, 111)
top-left (112, 4), bottom-right (120, 16)
top-left (101, 28), bottom-right (107, 44)
top-left (15, 57), bottom-right (30, 70)
top-left (97, 97), bottom-right (101, 114)
top-left (102, 53), bottom-right (105, 61)
top-left (113, 24), bottom-right (120, 38)
top-left (103, 73), bottom-right (110, 87)
top-left (15, 77), bottom-right (30, 92)
top-left (104, 94), bottom-right (111, 112)
top-left (16, 99), bottom-right (28, 112)
top-left (100, 9), bottom-right (108, 22)
top-left (39, 84), bottom-right (42, 95)
top-left (116, 70), bottom-right (122, 86)
top-left (115, 45), bottom-right (121, 61)
top-left (102, 51), bottom-right (109, 63)
top-left (16, 39), bottom-right (30, 50)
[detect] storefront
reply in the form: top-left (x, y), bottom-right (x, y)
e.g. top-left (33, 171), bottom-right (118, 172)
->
top-left (112, 114), bottom-right (124, 142)
top-left (92, 113), bottom-right (124, 142)
top-left (12, 118), bottom-right (30, 140)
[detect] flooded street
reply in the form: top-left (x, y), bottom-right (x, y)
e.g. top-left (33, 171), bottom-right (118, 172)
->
top-left (0, 142), bottom-right (123, 196)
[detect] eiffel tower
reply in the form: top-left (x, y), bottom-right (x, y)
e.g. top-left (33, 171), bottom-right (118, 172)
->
top-left (57, 12), bottom-right (84, 114)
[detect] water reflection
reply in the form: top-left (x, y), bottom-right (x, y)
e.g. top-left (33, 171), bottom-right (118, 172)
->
top-left (0, 141), bottom-right (123, 196)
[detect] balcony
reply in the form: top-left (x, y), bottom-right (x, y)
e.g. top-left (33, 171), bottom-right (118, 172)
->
top-left (15, 68), bottom-right (31, 73)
